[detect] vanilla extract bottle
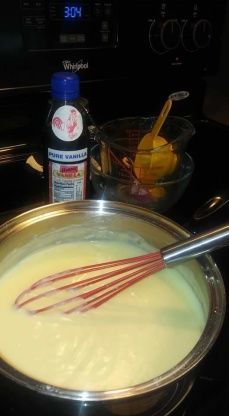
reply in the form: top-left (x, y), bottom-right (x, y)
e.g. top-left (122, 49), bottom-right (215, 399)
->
top-left (45, 72), bottom-right (90, 203)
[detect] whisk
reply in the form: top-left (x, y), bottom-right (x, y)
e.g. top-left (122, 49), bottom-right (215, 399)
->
top-left (14, 224), bottom-right (229, 314)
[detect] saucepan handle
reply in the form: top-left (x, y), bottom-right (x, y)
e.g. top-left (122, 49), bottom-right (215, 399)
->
top-left (193, 192), bottom-right (229, 220)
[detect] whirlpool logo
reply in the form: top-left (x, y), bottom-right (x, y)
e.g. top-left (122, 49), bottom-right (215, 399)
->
top-left (62, 59), bottom-right (89, 72)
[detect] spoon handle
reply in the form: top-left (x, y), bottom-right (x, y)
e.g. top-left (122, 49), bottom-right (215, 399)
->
top-left (150, 99), bottom-right (172, 140)
top-left (162, 224), bottom-right (229, 265)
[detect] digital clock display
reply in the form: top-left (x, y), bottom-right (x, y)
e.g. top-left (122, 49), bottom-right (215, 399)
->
top-left (64, 5), bottom-right (83, 20)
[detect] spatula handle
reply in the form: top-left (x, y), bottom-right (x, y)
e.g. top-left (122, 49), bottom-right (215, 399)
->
top-left (161, 224), bottom-right (229, 265)
top-left (150, 99), bottom-right (172, 140)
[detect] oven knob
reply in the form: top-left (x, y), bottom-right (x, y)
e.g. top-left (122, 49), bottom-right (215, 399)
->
top-left (149, 20), bottom-right (167, 54)
top-left (160, 19), bottom-right (181, 50)
top-left (193, 19), bottom-right (212, 49)
top-left (181, 20), bottom-right (198, 52)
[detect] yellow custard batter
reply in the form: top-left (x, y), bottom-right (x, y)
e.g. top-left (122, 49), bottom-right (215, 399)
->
top-left (0, 235), bottom-right (207, 391)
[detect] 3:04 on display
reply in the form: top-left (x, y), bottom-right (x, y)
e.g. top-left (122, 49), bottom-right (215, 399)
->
top-left (64, 6), bottom-right (82, 19)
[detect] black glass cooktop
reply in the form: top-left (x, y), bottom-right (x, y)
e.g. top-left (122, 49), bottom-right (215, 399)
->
top-left (0, 116), bottom-right (229, 416)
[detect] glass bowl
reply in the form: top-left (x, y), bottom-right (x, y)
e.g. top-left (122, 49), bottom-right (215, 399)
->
top-left (90, 144), bottom-right (194, 213)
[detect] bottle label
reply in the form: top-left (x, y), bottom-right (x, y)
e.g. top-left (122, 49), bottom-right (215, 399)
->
top-left (48, 147), bottom-right (87, 163)
top-left (52, 105), bottom-right (83, 141)
top-left (49, 160), bottom-right (87, 202)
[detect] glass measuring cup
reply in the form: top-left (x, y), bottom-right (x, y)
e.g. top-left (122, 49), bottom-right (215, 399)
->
top-left (95, 116), bottom-right (195, 183)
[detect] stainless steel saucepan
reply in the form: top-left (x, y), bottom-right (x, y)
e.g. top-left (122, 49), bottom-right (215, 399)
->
top-left (0, 200), bottom-right (226, 416)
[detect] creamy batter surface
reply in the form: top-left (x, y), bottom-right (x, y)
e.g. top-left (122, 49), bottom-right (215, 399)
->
top-left (0, 235), bottom-right (207, 391)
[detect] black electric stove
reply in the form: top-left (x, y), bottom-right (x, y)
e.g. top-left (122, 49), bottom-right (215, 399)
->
top-left (0, 0), bottom-right (228, 414)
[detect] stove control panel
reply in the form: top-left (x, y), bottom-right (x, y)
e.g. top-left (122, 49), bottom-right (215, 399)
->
top-left (21, 0), bottom-right (118, 50)
top-left (149, 17), bottom-right (213, 54)
top-left (0, 0), bottom-right (226, 91)
top-left (120, 0), bottom-right (226, 76)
